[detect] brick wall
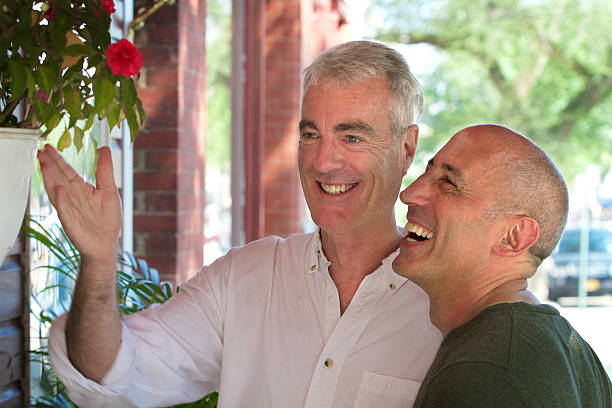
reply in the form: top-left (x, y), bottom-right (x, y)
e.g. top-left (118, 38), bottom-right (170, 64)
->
top-left (133, 0), bottom-right (206, 284)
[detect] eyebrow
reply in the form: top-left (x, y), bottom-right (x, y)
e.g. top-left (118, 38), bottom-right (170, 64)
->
top-left (299, 120), bottom-right (376, 136)
top-left (334, 121), bottom-right (375, 135)
top-left (299, 120), bottom-right (318, 131)
top-left (428, 158), bottom-right (465, 184)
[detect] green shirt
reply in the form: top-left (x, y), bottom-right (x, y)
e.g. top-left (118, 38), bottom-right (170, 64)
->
top-left (413, 302), bottom-right (612, 407)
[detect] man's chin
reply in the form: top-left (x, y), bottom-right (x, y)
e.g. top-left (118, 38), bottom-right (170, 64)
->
top-left (314, 215), bottom-right (360, 235)
top-left (392, 252), bottom-right (419, 279)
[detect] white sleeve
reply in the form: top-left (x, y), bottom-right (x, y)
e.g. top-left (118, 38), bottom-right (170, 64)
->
top-left (48, 258), bottom-right (228, 408)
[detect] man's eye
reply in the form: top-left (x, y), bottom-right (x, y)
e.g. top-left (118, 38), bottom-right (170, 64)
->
top-left (346, 135), bottom-right (360, 143)
top-left (441, 176), bottom-right (457, 188)
top-left (301, 132), bottom-right (317, 139)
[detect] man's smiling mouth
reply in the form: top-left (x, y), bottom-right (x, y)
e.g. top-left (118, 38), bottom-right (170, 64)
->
top-left (404, 221), bottom-right (433, 241)
top-left (319, 183), bottom-right (357, 195)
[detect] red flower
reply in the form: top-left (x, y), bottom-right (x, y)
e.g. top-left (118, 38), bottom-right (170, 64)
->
top-left (105, 39), bottom-right (143, 77)
top-left (44, 6), bottom-right (56, 20)
top-left (101, 0), bottom-right (116, 14)
top-left (93, 0), bottom-right (115, 20)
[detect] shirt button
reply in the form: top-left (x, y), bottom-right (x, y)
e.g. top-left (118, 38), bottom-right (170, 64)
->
top-left (389, 283), bottom-right (397, 290)
top-left (310, 265), bottom-right (317, 271)
top-left (324, 358), bottom-right (334, 368)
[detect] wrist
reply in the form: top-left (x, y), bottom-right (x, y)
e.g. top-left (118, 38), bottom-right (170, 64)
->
top-left (80, 243), bottom-right (119, 265)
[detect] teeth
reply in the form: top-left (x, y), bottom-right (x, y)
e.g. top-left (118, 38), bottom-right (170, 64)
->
top-left (320, 183), bottom-right (356, 195)
top-left (404, 221), bottom-right (433, 239)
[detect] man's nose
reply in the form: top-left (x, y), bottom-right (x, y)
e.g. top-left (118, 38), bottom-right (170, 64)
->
top-left (400, 174), bottom-right (430, 205)
top-left (314, 137), bottom-right (344, 173)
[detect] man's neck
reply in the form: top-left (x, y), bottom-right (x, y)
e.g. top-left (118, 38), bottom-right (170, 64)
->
top-left (427, 278), bottom-right (539, 337)
top-left (320, 221), bottom-right (402, 314)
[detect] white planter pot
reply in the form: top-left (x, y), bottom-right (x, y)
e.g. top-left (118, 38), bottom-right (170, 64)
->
top-left (0, 128), bottom-right (40, 265)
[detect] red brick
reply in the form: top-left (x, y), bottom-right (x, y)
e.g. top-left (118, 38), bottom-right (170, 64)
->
top-left (143, 107), bottom-right (179, 128)
top-left (138, 48), bottom-right (179, 66)
top-left (134, 172), bottom-right (178, 190)
top-left (145, 4), bottom-right (179, 26)
top-left (146, 67), bottom-right (179, 88)
top-left (145, 151), bottom-right (179, 170)
top-left (133, 215), bottom-right (177, 232)
top-left (145, 233), bottom-right (178, 255)
top-left (139, 88), bottom-right (179, 109)
top-left (144, 193), bottom-right (178, 213)
top-left (147, 24), bottom-right (179, 46)
top-left (134, 130), bottom-right (179, 149)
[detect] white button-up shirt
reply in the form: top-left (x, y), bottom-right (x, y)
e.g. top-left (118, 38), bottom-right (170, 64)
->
top-left (49, 231), bottom-right (442, 407)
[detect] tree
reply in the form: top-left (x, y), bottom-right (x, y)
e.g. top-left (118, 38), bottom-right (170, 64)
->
top-left (368, 0), bottom-right (612, 180)
top-left (206, 0), bottom-right (231, 170)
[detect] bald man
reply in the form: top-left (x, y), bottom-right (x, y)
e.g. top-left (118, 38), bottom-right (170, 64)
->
top-left (393, 124), bottom-right (612, 407)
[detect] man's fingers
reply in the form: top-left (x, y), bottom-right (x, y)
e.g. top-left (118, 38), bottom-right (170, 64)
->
top-left (95, 146), bottom-right (117, 191)
top-left (38, 144), bottom-right (81, 184)
top-left (38, 148), bottom-right (61, 204)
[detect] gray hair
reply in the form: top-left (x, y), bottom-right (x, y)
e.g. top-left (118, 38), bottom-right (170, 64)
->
top-left (476, 125), bottom-right (569, 266)
top-left (497, 155), bottom-right (569, 265)
top-left (302, 40), bottom-right (423, 137)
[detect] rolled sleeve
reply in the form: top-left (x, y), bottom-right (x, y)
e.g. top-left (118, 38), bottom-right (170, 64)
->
top-left (47, 262), bottom-right (225, 407)
top-left (48, 313), bottom-right (137, 407)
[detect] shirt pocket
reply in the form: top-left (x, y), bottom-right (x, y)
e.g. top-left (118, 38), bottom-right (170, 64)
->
top-left (353, 371), bottom-right (422, 408)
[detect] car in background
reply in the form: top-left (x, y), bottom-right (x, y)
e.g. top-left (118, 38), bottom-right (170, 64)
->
top-left (548, 227), bottom-right (612, 301)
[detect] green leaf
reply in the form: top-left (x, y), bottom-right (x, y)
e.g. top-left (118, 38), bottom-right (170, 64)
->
top-left (7, 60), bottom-right (26, 100)
top-left (18, 4), bottom-right (31, 29)
top-left (93, 76), bottom-right (115, 114)
top-left (83, 111), bottom-right (95, 132)
top-left (124, 108), bottom-right (139, 143)
top-left (44, 112), bottom-right (62, 135)
top-left (73, 126), bottom-right (85, 152)
top-left (36, 65), bottom-right (56, 93)
top-left (63, 58), bottom-right (84, 80)
top-left (57, 128), bottom-right (72, 152)
top-left (107, 102), bottom-right (121, 131)
top-left (53, 8), bottom-right (73, 33)
top-left (26, 69), bottom-right (36, 99)
top-left (119, 77), bottom-right (136, 107)
top-left (64, 44), bottom-right (89, 57)
top-left (87, 54), bottom-right (103, 69)
top-left (64, 86), bottom-right (82, 118)
top-left (34, 99), bottom-right (53, 123)
top-left (136, 99), bottom-right (146, 138)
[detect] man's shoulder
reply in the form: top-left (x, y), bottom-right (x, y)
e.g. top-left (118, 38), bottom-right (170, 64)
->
top-left (436, 303), bottom-right (561, 368)
top-left (210, 231), bottom-right (316, 275)
top-left (227, 231), bottom-right (316, 257)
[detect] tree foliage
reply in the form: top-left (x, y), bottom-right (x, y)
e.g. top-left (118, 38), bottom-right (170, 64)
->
top-left (205, 0), bottom-right (231, 169)
top-left (368, 0), bottom-right (612, 181)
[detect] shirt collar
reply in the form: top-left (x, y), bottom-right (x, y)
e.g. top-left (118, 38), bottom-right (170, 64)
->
top-left (307, 228), bottom-right (408, 289)
top-left (307, 227), bottom-right (329, 274)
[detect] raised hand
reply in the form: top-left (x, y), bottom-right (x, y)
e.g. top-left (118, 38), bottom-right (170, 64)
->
top-left (37, 144), bottom-right (122, 262)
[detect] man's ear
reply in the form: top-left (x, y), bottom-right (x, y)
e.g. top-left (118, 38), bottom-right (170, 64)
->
top-left (492, 216), bottom-right (540, 257)
top-left (401, 124), bottom-right (419, 172)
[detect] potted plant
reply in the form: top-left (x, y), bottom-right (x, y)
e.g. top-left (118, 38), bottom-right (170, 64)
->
top-left (0, 0), bottom-right (145, 264)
